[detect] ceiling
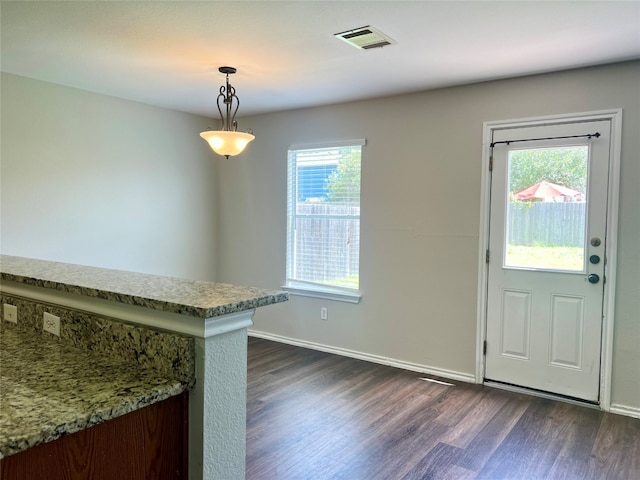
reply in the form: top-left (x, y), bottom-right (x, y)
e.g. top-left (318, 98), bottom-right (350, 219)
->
top-left (1, 1), bottom-right (639, 118)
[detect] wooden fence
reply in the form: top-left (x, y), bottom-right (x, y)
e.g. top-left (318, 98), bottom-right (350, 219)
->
top-left (292, 203), bottom-right (360, 285)
top-left (508, 202), bottom-right (586, 247)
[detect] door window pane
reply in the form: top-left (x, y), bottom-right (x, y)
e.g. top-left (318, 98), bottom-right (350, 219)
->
top-left (505, 146), bottom-right (588, 272)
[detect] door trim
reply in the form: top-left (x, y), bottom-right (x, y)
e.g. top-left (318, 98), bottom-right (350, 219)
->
top-left (476, 109), bottom-right (622, 411)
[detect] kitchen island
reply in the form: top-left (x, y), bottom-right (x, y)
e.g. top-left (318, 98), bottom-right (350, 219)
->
top-left (0, 255), bottom-right (288, 480)
top-left (0, 323), bottom-right (192, 478)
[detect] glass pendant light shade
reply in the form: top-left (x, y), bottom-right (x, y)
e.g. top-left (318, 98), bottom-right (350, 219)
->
top-left (199, 130), bottom-right (255, 157)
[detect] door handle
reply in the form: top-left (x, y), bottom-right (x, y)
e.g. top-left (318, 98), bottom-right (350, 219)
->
top-left (587, 274), bottom-right (600, 284)
top-left (589, 255), bottom-right (601, 264)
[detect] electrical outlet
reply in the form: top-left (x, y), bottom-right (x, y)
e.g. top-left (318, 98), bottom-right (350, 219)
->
top-left (4, 304), bottom-right (17, 323)
top-left (43, 312), bottom-right (61, 336)
top-left (320, 307), bottom-right (328, 320)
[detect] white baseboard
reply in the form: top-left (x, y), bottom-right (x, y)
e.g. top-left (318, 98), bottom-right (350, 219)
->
top-left (609, 404), bottom-right (640, 419)
top-left (248, 329), bottom-right (476, 384)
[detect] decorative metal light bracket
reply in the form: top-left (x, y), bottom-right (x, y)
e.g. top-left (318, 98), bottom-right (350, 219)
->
top-left (217, 66), bottom-right (239, 132)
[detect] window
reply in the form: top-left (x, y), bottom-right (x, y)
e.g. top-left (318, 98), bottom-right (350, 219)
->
top-left (285, 140), bottom-right (364, 303)
top-left (505, 146), bottom-right (589, 272)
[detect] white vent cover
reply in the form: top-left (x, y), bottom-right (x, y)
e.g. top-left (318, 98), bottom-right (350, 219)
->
top-left (334, 26), bottom-right (396, 50)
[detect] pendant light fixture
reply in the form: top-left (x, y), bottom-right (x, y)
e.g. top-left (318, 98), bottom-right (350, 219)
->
top-left (200, 66), bottom-right (255, 158)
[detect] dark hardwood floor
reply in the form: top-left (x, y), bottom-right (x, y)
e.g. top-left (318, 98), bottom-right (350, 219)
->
top-left (246, 337), bottom-right (640, 480)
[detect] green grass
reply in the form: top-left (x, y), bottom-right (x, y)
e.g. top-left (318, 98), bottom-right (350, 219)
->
top-left (506, 245), bottom-right (584, 271)
top-left (326, 274), bottom-right (359, 289)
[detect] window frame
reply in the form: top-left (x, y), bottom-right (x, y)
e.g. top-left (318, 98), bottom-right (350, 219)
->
top-left (284, 139), bottom-right (365, 303)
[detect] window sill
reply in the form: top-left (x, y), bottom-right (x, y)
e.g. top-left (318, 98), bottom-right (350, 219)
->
top-left (282, 283), bottom-right (362, 304)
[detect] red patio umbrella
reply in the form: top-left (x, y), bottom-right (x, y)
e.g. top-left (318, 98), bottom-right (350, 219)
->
top-left (513, 180), bottom-right (581, 201)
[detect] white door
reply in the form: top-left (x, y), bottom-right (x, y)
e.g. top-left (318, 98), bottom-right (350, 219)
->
top-left (485, 120), bottom-right (611, 402)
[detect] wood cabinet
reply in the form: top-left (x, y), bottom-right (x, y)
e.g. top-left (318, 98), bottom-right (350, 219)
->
top-left (0, 393), bottom-right (188, 480)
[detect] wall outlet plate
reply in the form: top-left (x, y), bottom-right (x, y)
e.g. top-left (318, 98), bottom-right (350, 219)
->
top-left (320, 307), bottom-right (328, 320)
top-left (43, 311), bottom-right (61, 336)
top-left (4, 304), bottom-right (18, 323)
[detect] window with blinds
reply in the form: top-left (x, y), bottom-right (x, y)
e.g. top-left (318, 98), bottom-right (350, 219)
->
top-left (286, 140), bottom-right (364, 298)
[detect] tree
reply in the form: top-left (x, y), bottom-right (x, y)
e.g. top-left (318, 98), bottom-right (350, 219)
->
top-left (324, 149), bottom-right (361, 203)
top-left (508, 146), bottom-right (588, 194)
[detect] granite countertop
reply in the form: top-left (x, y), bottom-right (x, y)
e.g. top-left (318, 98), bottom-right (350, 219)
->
top-left (0, 255), bottom-right (288, 318)
top-left (0, 325), bottom-right (191, 459)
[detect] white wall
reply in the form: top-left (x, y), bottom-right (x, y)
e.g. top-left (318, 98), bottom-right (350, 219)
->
top-left (1, 73), bottom-right (217, 280)
top-left (2, 63), bottom-right (638, 412)
top-left (216, 61), bottom-right (640, 411)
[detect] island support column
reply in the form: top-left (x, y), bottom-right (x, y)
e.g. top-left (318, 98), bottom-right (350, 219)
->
top-left (188, 309), bottom-right (254, 480)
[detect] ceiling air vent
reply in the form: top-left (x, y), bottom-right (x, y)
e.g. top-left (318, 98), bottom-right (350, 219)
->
top-left (334, 26), bottom-right (395, 50)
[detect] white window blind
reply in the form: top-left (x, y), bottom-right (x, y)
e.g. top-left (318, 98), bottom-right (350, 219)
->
top-left (286, 140), bottom-right (364, 295)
